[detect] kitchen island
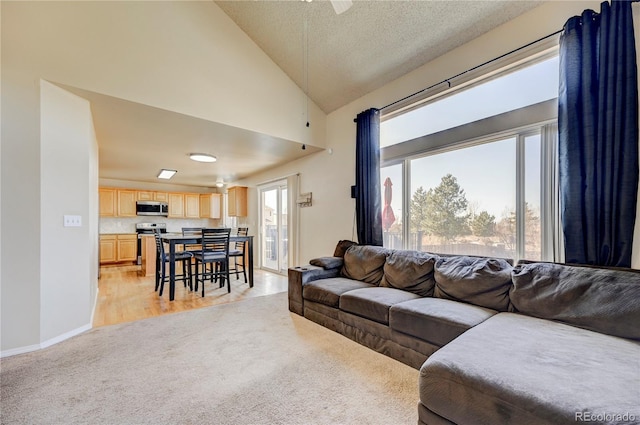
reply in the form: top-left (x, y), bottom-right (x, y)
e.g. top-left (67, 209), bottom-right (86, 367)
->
top-left (139, 234), bottom-right (157, 277)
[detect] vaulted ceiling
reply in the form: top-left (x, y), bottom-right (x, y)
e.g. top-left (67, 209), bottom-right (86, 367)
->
top-left (215, 0), bottom-right (543, 113)
top-left (88, 0), bottom-right (543, 187)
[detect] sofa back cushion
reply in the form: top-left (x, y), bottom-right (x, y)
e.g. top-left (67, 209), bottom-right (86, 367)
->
top-left (434, 256), bottom-right (513, 312)
top-left (510, 262), bottom-right (640, 340)
top-left (380, 250), bottom-right (438, 297)
top-left (341, 245), bottom-right (389, 285)
top-left (333, 240), bottom-right (358, 257)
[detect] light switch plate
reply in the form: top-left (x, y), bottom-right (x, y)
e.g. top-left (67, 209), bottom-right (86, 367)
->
top-left (63, 215), bottom-right (82, 227)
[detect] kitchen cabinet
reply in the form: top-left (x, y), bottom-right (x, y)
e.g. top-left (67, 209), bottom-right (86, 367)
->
top-left (100, 234), bottom-right (137, 264)
top-left (117, 234), bottom-right (137, 262)
top-left (154, 192), bottom-right (169, 202)
top-left (137, 191), bottom-right (154, 201)
top-left (228, 186), bottom-right (248, 217)
top-left (99, 235), bottom-right (117, 263)
top-left (199, 193), bottom-right (221, 219)
top-left (137, 190), bottom-right (170, 202)
top-left (99, 186), bottom-right (219, 219)
top-left (99, 188), bottom-right (116, 217)
top-left (168, 193), bottom-right (185, 217)
top-left (184, 193), bottom-right (200, 218)
top-left (117, 190), bottom-right (137, 217)
top-left (99, 187), bottom-right (139, 217)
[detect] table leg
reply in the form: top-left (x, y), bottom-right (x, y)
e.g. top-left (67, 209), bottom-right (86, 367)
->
top-left (248, 237), bottom-right (254, 288)
top-left (169, 240), bottom-right (176, 301)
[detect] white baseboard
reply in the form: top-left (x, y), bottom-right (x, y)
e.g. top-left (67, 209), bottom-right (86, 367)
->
top-left (1, 283), bottom-right (99, 359)
top-left (0, 343), bottom-right (42, 358)
top-left (1, 322), bottom-right (92, 358)
top-left (40, 323), bottom-right (92, 350)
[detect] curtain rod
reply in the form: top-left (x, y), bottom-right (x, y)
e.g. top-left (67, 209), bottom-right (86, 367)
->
top-left (359, 28), bottom-right (564, 119)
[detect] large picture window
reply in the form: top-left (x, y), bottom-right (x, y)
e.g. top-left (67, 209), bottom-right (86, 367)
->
top-left (381, 53), bottom-right (559, 262)
top-left (409, 138), bottom-right (517, 258)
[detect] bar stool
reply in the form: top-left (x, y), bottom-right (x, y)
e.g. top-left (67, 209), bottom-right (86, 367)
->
top-left (192, 228), bottom-right (231, 296)
top-left (154, 231), bottom-right (194, 296)
top-left (228, 227), bottom-right (248, 283)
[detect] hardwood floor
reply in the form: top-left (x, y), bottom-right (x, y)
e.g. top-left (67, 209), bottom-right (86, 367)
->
top-left (93, 264), bottom-right (288, 327)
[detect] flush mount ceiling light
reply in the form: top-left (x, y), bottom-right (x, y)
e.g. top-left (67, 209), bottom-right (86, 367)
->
top-left (215, 178), bottom-right (224, 188)
top-left (157, 169), bottom-right (177, 180)
top-left (189, 153), bottom-right (217, 163)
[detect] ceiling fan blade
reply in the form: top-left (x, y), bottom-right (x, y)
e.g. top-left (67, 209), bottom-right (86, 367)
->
top-left (330, 0), bottom-right (353, 15)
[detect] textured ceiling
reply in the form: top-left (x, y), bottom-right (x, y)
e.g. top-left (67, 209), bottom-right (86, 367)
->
top-left (215, 0), bottom-right (544, 113)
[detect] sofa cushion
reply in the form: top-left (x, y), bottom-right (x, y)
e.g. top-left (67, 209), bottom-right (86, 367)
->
top-left (309, 256), bottom-right (344, 270)
top-left (380, 250), bottom-right (438, 297)
top-left (340, 287), bottom-right (421, 324)
top-left (419, 313), bottom-right (640, 425)
top-left (341, 245), bottom-right (390, 285)
top-left (390, 298), bottom-right (496, 347)
top-left (434, 256), bottom-right (513, 311)
top-left (510, 262), bottom-right (640, 340)
top-left (333, 240), bottom-right (358, 257)
top-left (303, 278), bottom-right (373, 308)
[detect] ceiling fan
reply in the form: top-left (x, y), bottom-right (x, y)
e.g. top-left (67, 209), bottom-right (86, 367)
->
top-left (301, 0), bottom-right (353, 15)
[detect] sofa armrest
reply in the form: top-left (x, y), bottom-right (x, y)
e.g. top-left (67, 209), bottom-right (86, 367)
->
top-left (288, 266), bottom-right (341, 315)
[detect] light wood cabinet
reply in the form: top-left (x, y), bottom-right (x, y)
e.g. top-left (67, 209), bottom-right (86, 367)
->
top-left (99, 235), bottom-right (117, 263)
top-left (99, 188), bottom-right (116, 217)
top-left (154, 192), bottom-right (169, 202)
top-left (137, 190), bottom-right (170, 202)
top-left (199, 193), bottom-right (221, 219)
top-left (117, 234), bottom-right (137, 262)
top-left (99, 186), bottom-right (221, 219)
top-left (184, 193), bottom-right (200, 218)
top-left (168, 193), bottom-right (185, 217)
top-left (228, 186), bottom-right (248, 217)
top-left (117, 190), bottom-right (137, 217)
top-left (100, 234), bottom-right (138, 263)
top-left (100, 234), bottom-right (138, 264)
top-left (137, 191), bottom-right (154, 201)
top-left (100, 187), bottom-right (138, 217)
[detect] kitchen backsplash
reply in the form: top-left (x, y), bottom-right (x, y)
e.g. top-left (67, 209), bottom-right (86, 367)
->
top-left (100, 216), bottom-right (222, 234)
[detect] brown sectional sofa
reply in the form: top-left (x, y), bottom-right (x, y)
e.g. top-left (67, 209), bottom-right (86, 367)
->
top-left (288, 244), bottom-right (640, 425)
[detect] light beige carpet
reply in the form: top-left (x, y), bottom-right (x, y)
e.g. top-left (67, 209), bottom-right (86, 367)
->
top-left (0, 293), bottom-right (419, 425)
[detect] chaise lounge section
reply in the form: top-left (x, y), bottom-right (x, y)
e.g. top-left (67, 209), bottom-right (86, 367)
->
top-left (288, 243), bottom-right (640, 425)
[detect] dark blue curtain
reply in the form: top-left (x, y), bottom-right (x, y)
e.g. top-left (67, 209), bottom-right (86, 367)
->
top-left (559, 0), bottom-right (639, 267)
top-left (355, 108), bottom-right (383, 246)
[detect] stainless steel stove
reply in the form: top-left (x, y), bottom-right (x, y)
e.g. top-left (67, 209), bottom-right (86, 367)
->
top-left (136, 222), bottom-right (167, 235)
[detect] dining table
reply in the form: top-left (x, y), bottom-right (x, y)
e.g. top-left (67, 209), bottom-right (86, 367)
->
top-left (161, 233), bottom-right (254, 301)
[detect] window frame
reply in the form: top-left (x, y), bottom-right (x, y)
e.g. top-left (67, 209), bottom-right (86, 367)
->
top-left (380, 52), bottom-right (561, 262)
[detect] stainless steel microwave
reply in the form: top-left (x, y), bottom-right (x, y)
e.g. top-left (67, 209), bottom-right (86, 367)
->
top-left (136, 201), bottom-right (169, 216)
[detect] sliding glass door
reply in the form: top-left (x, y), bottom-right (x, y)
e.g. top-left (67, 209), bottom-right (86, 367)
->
top-left (260, 181), bottom-right (288, 274)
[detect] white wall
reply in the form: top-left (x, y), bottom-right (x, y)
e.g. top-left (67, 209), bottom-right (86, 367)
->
top-left (1, 14), bottom-right (43, 352)
top-left (2, 1), bottom-right (325, 149)
top-left (238, 1), bottom-right (607, 264)
top-left (0, 0), bottom-right (325, 354)
top-left (40, 81), bottom-right (97, 342)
